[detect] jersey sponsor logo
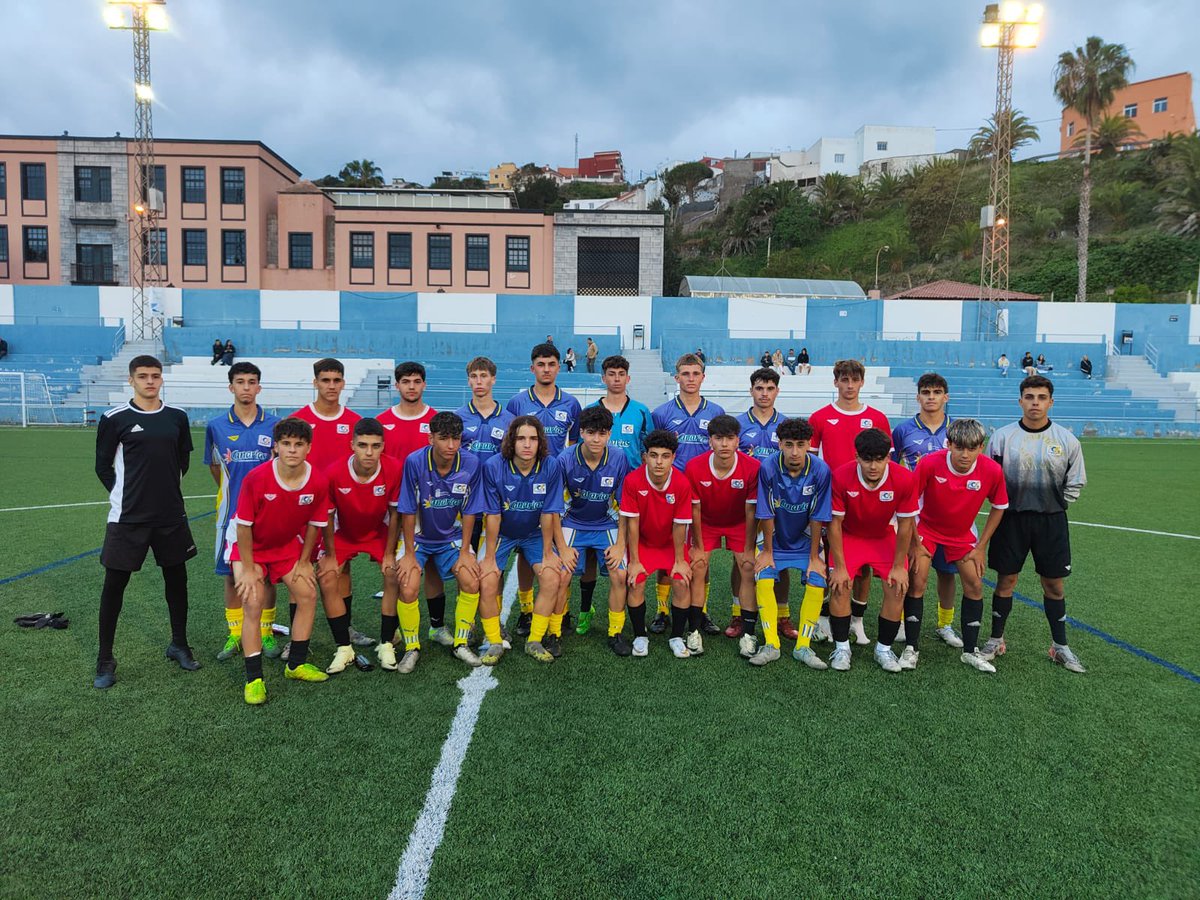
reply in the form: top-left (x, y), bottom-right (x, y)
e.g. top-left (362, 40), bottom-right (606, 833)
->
top-left (373, 485), bottom-right (386, 496)
top-left (491, 427), bottom-right (505, 439)
top-left (420, 423), bottom-right (431, 433)
top-left (622, 423), bottom-right (634, 434)
top-left (451, 483), bottom-right (468, 495)
top-left (533, 483), bottom-right (547, 495)
top-left (337, 424), bottom-right (351, 434)
top-left (299, 494), bottom-right (315, 505)
top-left (732, 479), bottom-right (745, 489)
top-left (802, 484), bottom-right (814, 496)
top-left (264, 493), bottom-right (277, 501)
top-left (554, 411), bottom-right (568, 422)
top-left (257, 434), bottom-right (272, 447)
top-left (860, 418), bottom-right (873, 428)
top-left (383, 424), bottom-right (396, 430)
top-left (338, 487), bottom-right (352, 494)
top-left (966, 480), bottom-right (982, 491)
top-left (880, 491), bottom-right (894, 501)
top-left (601, 476), bottom-right (615, 487)
top-left (131, 424), bottom-right (144, 433)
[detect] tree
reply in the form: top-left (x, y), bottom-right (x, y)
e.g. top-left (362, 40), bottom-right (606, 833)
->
top-left (337, 159), bottom-right (384, 187)
top-left (1019, 205), bottom-right (1064, 241)
top-left (771, 194), bottom-right (821, 249)
top-left (1053, 36), bottom-right (1135, 300)
top-left (866, 171), bottom-right (905, 211)
top-left (1156, 134), bottom-right (1200, 237)
top-left (814, 172), bottom-right (858, 225)
top-left (937, 221), bottom-right (980, 260)
top-left (514, 176), bottom-right (561, 212)
top-left (969, 109), bottom-right (1041, 160)
top-left (1073, 114), bottom-right (1145, 156)
top-left (312, 174), bottom-right (344, 187)
top-left (1092, 181), bottom-right (1143, 229)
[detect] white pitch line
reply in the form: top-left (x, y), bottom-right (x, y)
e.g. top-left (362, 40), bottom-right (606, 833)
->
top-left (0, 494), bottom-right (217, 513)
top-left (389, 572), bottom-right (518, 900)
top-left (1069, 520), bottom-right (1200, 540)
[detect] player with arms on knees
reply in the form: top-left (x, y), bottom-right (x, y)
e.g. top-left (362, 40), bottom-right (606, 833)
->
top-left (749, 417), bottom-right (832, 669)
top-left (317, 418), bottom-right (404, 674)
top-left (205, 361), bottom-right (280, 662)
top-left (477, 416), bottom-right (569, 665)
top-left (904, 418), bottom-right (1008, 672)
top-left (231, 417), bottom-right (330, 704)
top-left (826, 429), bottom-right (917, 673)
top-left (556, 405), bottom-right (632, 653)
top-left (686, 414), bottom-right (759, 659)
top-left (985, 375), bottom-right (1088, 673)
top-left (395, 412), bottom-right (484, 672)
top-left (619, 430), bottom-right (697, 659)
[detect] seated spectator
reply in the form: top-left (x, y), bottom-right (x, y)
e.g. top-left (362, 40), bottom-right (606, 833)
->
top-left (797, 347), bottom-right (811, 375)
top-left (564, 347), bottom-right (576, 372)
top-left (220, 339), bottom-right (236, 366)
top-left (1079, 355), bottom-right (1093, 379)
top-left (0, 336), bottom-right (8, 360)
top-left (1036, 353), bottom-right (1053, 373)
top-left (785, 348), bottom-right (797, 375)
top-left (772, 349), bottom-right (784, 375)
top-left (694, 348), bottom-right (706, 366)
top-left (997, 353), bottom-right (1010, 377)
top-left (760, 350), bottom-right (772, 369)
top-left (1021, 351), bottom-right (1034, 369)
top-left (211, 338), bottom-right (224, 366)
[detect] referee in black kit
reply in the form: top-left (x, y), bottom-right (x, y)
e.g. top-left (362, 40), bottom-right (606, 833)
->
top-left (93, 355), bottom-right (200, 689)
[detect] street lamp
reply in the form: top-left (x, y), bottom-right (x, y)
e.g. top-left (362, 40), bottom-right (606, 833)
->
top-left (875, 244), bottom-right (890, 292)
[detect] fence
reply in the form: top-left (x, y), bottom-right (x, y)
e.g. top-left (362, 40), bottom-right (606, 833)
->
top-left (0, 373), bottom-right (59, 426)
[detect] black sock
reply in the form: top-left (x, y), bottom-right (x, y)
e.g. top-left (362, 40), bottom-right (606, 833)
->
top-left (289, 602), bottom-right (297, 625)
top-left (820, 599), bottom-right (830, 617)
top-left (671, 605), bottom-right (688, 638)
top-left (581, 579), bottom-right (596, 613)
top-left (903, 595), bottom-right (923, 649)
top-left (162, 562), bottom-right (189, 646)
top-left (831, 614), bottom-right (851, 643)
top-left (962, 597), bottom-right (984, 652)
top-left (289, 639), bottom-right (310, 668)
top-left (244, 651), bottom-right (263, 683)
top-left (98, 568), bottom-right (132, 661)
top-left (742, 609), bottom-right (759, 635)
top-left (1044, 596), bottom-right (1068, 645)
top-left (343, 595), bottom-right (353, 620)
top-left (876, 615), bottom-right (900, 647)
top-left (629, 603), bottom-right (647, 637)
top-left (327, 613), bottom-right (351, 647)
top-left (427, 593), bottom-right (446, 629)
top-left (381, 613), bottom-right (399, 645)
top-left (991, 594), bottom-right (1013, 639)
top-left (688, 606), bottom-right (704, 632)
top-left (851, 600), bottom-right (868, 619)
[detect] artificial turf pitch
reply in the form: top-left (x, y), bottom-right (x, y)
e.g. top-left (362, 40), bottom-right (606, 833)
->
top-left (1, 428), bottom-right (1197, 899)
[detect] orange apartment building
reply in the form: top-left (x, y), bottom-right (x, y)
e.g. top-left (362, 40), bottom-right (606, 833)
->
top-left (1059, 72), bottom-right (1195, 153)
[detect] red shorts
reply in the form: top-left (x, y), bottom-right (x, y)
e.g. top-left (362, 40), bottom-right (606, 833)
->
top-left (701, 523), bottom-right (747, 553)
top-left (633, 543), bottom-right (690, 583)
top-left (229, 542), bottom-right (303, 585)
top-left (915, 524), bottom-right (975, 565)
top-left (326, 532), bottom-right (388, 566)
top-left (836, 533), bottom-right (897, 581)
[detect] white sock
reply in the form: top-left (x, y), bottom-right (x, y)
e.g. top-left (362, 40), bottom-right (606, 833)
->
top-left (875, 641), bottom-right (890, 654)
top-left (835, 640), bottom-right (850, 652)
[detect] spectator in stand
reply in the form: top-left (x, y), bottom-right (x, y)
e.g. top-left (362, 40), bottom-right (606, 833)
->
top-left (585, 338), bottom-right (598, 373)
top-left (221, 340), bottom-right (236, 366)
top-left (785, 348), bottom-right (798, 375)
top-left (772, 349), bottom-right (784, 375)
top-left (546, 334), bottom-right (555, 345)
top-left (797, 347), bottom-right (811, 375)
top-left (695, 348), bottom-right (706, 367)
top-left (1036, 354), bottom-right (1053, 373)
top-left (565, 347), bottom-right (577, 372)
top-left (211, 339), bottom-right (224, 366)
top-left (1079, 355), bottom-right (1093, 379)
top-left (760, 350), bottom-right (773, 370)
top-left (1021, 350), bottom-right (1034, 369)
top-left (997, 353), bottom-right (1010, 378)
top-left (0, 336), bottom-right (8, 360)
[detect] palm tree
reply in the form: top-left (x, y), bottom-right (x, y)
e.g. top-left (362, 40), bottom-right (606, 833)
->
top-left (813, 172), bottom-right (857, 225)
top-left (1019, 205), bottom-right (1064, 240)
top-left (1053, 36), bottom-right (1135, 301)
top-left (969, 110), bottom-right (1041, 160)
top-left (1156, 135), bottom-right (1200, 237)
top-left (937, 221), bottom-right (980, 260)
top-left (1072, 114), bottom-right (1145, 156)
top-left (1091, 181), bottom-right (1141, 229)
top-left (867, 171), bottom-right (905, 210)
top-left (338, 159), bottom-right (384, 187)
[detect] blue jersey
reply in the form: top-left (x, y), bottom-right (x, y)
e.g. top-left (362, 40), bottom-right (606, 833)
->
top-left (591, 396), bottom-right (652, 468)
top-left (204, 406), bottom-right (280, 541)
top-left (455, 399), bottom-right (515, 464)
top-left (737, 409), bottom-right (783, 462)
top-left (891, 415), bottom-right (951, 469)
top-left (652, 396), bottom-right (726, 470)
top-left (756, 451), bottom-right (833, 553)
top-left (557, 444), bottom-right (630, 531)
top-left (506, 386), bottom-right (582, 455)
top-left (397, 448), bottom-right (485, 546)
top-left (482, 454), bottom-right (565, 540)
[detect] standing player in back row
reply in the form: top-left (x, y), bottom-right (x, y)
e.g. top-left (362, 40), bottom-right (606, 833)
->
top-left (985, 375), bottom-right (1088, 674)
top-left (377, 361), bottom-right (437, 464)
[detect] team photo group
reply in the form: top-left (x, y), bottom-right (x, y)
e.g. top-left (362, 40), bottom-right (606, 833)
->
top-left (93, 340), bottom-right (1088, 703)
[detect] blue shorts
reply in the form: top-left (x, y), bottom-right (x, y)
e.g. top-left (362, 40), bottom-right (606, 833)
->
top-left (490, 534), bottom-right (546, 573)
top-left (931, 545), bottom-right (957, 575)
top-left (412, 540), bottom-right (468, 581)
top-left (755, 542), bottom-right (817, 582)
top-left (214, 517), bottom-right (235, 577)
top-left (562, 526), bottom-right (624, 577)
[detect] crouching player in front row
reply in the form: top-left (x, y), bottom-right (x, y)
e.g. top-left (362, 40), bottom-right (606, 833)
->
top-left (478, 415), bottom-right (568, 665)
top-left (827, 429), bottom-right (918, 673)
top-left (317, 418), bottom-right (404, 674)
top-left (749, 417), bottom-right (832, 668)
top-left (232, 417), bottom-right (331, 704)
top-left (904, 418), bottom-right (1008, 673)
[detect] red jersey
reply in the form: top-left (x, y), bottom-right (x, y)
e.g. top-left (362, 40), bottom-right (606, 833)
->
top-left (377, 404), bottom-right (437, 463)
top-left (290, 404), bottom-right (362, 473)
top-left (619, 466), bottom-right (695, 551)
top-left (686, 451), bottom-right (760, 529)
top-left (915, 450), bottom-right (1008, 543)
top-left (325, 454), bottom-right (404, 543)
top-left (809, 403), bottom-right (892, 471)
top-left (234, 460), bottom-right (329, 558)
top-left (830, 460), bottom-right (918, 540)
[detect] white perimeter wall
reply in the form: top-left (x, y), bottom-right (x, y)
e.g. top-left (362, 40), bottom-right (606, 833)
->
top-left (1035, 302), bottom-right (1116, 343)
top-left (1190, 305), bottom-right (1200, 344)
top-left (0, 285), bottom-right (13, 324)
top-left (882, 299), bottom-right (961, 341)
top-left (574, 295), bottom-right (652, 348)
top-left (727, 295), bottom-right (807, 340)
top-left (260, 290), bottom-right (339, 330)
top-left (419, 293), bottom-right (497, 333)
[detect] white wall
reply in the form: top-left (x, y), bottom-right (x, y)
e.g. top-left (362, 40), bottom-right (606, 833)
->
top-left (1035, 302), bottom-right (1116, 343)
top-left (98, 287), bottom-right (182, 338)
top-left (1190, 304), bottom-right (1200, 345)
top-left (727, 295), bottom-right (807, 340)
top-left (0, 285), bottom-right (13, 324)
top-left (260, 290), bottom-right (339, 330)
top-left (419, 292), bottom-right (496, 333)
top-left (574, 295), bottom-right (652, 348)
top-left (811, 138), bottom-right (858, 176)
top-left (857, 125), bottom-right (937, 164)
top-left (882, 299), bottom-right (961, 341)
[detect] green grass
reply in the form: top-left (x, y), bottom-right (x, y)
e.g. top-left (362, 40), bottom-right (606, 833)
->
top-left (2, 429), bottom-right (1198, 898)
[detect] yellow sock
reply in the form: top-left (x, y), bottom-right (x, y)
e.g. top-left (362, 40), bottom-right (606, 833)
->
top-left (777, 601), bottom-right (790, 620)
top-left (757, 579), bottom-right (779, 648)
top-left (225, 606), bottom-right (243, 639)
top-left (518, 588), bottom-right (535, 615)
top-left (529, 613), bottom-right (550, 642)
top-left (482, 615), bottom-right (502, 646)
top-left (731, 603), bottom-right (741, 617)
top-left (549, 612), bottom-right (564, 637)
top-left (656, 583), bottom-right (671, 615)
top-left (399, 600), bottom-right (421, 650)
top-left (454, 591), bottom-right (479, 647)
top-left (938, 605), bottom-right (954, 629)
top-left (608, 609), bottom-right (626, 637)
top-left (259, 605), bottom-right (274, 640)
top-left (796, 583), bottom-right (824, 649)
top-left (703, 582), bottom-right (710, 613)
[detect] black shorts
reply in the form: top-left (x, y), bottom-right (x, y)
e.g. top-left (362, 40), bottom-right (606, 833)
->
top-left (101, 520), bottom-right (198, 572)
top-left (988, 510), bottom-right (1072, 579)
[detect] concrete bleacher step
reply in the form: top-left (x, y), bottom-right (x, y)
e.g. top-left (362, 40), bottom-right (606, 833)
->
top-left (1106, 355), bottom-right (1199, 423)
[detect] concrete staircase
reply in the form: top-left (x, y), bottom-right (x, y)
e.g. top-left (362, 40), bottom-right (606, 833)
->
top-left (624, 348), bottom-right (673, 407)
top-left (64, 339), bottom-right (162, 411)
top-left (1106, 355), bottom-right (1198, 423)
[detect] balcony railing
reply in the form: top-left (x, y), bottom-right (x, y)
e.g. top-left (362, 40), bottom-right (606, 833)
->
top-left (71, 262), bottom-right (119, 285)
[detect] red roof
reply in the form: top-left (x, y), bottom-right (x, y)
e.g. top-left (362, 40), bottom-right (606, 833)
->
top-left (887, 279), bottom-right (1041, 301)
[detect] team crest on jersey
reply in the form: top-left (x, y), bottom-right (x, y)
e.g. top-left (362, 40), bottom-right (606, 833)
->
top-left (601, 477), bottom-right (615, 487)
top-left (699, 419), bottom-right (710, 429)
top-left (337, 424), bottom-right (350, 434)
top-left (880, 491), bottom-right (894, 501)
top-left (966, 480), bottom-right (982, 491)
top-left (383, 424), bottom-right (395, 431)
top-left (1049, 444), bottom-right (1063, 457)
top-left (491, 427), bottom-right (505, 439)
top-left (555, 411), bottom-right (568, 422)
top-left (338, 487), bottom-right (352, 494)
top-left (420, 423), bottom-right (431, 433)
top-left (732, 479), bottom-right (745, 489)
top-left (665, 494), bottom-right (675, 504)
top-left (860, 418), bottom-right (873, 428)
top-left (770, 433), bottom-right (779, 443)
top-left (373, 485), bottom-right (386, 496)
top-left (533, 483), bottom-right (547, 495)
top-left (452, 483), bottom-right (468, 494)
top-left (622, 423), bottom-right (634, 434)
top-left (803, 484), bottom-right (814, 495)
top-left (264, 493), bottom-right (277, 501)
top-left (299, 494), bottom-right (315, 505)
top-left (257, 435), bottom-right (272, 447)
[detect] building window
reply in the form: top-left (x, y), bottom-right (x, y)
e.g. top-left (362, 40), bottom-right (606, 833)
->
top-left (144, 228), bottom-right (167, 267)
top-left (428, 234), bottom-right (452, 270)
top-left (222, 229), bottom-right (246, 266)
top-left (74, 166), bottom-right (113, 203)
top-left (183, 229), bottom-right (207, 266)
top-left (577, 236), bottom-right (639, 296)
top-left (289, 232), bottom-right (313, 269)
top-left (466, 234), bottom-right (489, 271)
top-left (1153, 97), bottom-right (1168, 113)
top-left (141, 164), bottom-right (166, 204)
top-left (20, 163), bottom-right (46, 201)
top-left (387, 232), bottom-right (412, 268)
top-left (182, 166), bottom-right (206, 203)
top-left (1067, 121), bottom-right (1075, 137)
top-left (833, 153), bottom-right (845, 163)
top-left (23, 226), bottom-right (49, 263)
top-left (880, 161), bottom-right (889, 174)
top-left (506, 236), bottom-right (530, 272)
top-left (1123, 103), bottom-right (1137, 118)
top-left (0, 163), bottom-right (6, 199)
top-left (75, 244), bottom-right (114, 284)
top-left (0, 225), bottom-right (8, 262)
top-left (350, 232), bottom-right (374, 268)
top-left (876, 141), bottom-right (888, 152)
top-left (221, 167), bottom-right (245, 204)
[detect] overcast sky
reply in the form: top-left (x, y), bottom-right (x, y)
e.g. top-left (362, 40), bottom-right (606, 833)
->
top-left (3, 0), bottom-right (1195, 183)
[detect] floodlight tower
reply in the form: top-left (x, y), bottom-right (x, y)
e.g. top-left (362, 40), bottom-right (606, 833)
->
top-left (105, 0), bottom-right (168, 341)
top-left (978, 2), bottom-right (1041, 338)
